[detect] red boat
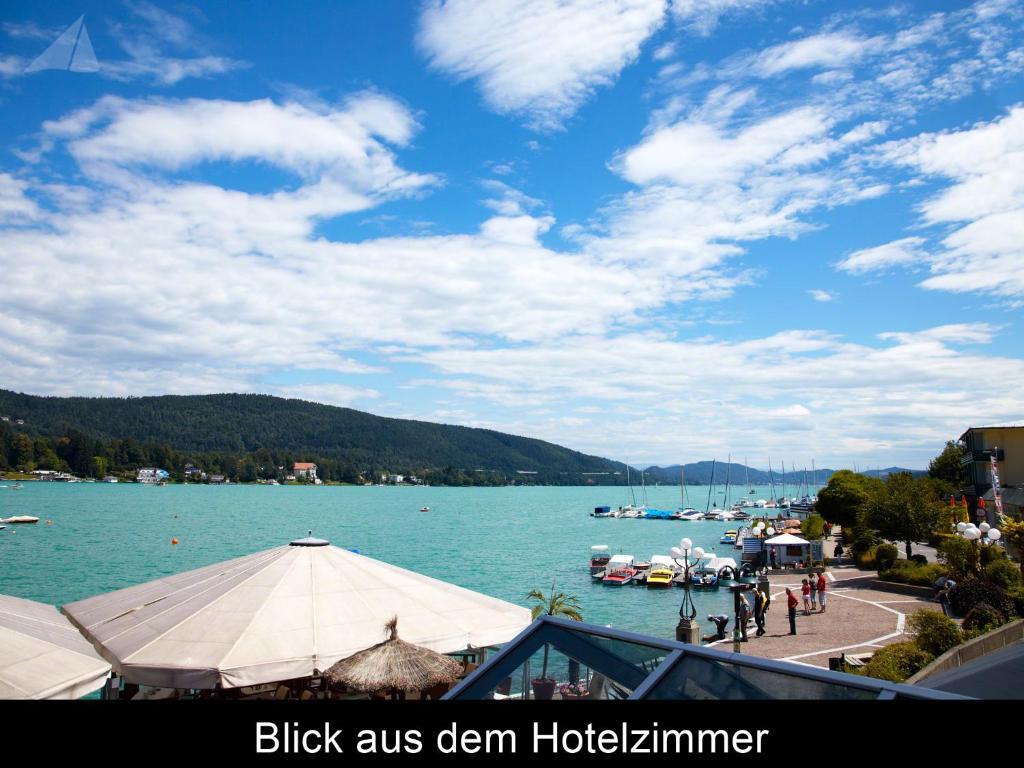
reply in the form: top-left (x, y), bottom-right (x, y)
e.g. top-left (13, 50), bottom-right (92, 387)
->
top-left (602, 555), bottom-right (637, 586)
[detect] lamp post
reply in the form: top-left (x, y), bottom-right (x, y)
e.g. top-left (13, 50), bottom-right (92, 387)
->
top-left (717, 563), bottom-right (758, 653)
top-left (670, 538), bottom-right (705, 644)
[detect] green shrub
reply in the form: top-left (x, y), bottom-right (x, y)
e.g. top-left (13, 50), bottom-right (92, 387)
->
top-left (862, 642), bottom-right (934, 683)
top-left (907, 611), bottom-right (962, 656)
top-left (937, 536), bottom-right (981, 581)
top-left (1008, 586), bottom-right (1024, 618)
top-left (875, 544), bottom-right (899, 571)
top-left (801, 514), bottom-right (825, 540)
top-left (878, 561), bottom-right (947, 587)
top-left (980, 544), bottom-right (1008, 567)
top-left (856, 546), bottom-right (877, 569)
top-left (850, 524), bottom-right (880, 557)
top-left (962, 602), bottom-right (1006, 633)
top-left (948, 579), bottom-right (1011, 617)
top-left (985, 559), bottom-right (1023, 591)
top-left (909, 554), bottom-right (928, 565)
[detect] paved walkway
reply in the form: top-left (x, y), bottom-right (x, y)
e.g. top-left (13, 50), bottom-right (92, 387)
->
top-left (707, 564), bottom-right (941, 668)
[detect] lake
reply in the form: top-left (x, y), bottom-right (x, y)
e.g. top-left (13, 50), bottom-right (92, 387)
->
top-left (0, 482), bottom-right (818, 641)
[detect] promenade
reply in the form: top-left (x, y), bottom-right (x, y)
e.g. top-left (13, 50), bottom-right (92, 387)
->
top-left (707, 564), bottom-right (940, 668)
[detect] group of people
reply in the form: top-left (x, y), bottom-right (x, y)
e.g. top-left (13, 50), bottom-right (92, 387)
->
top-left (705, 584), bottom-right (772, 642)
top-left (704, 571), bottom-right (829, 641)
top-left (784, 571), bottom-right (828, 634)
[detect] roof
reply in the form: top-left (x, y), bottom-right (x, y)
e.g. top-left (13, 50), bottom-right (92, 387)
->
top-left (917, 640), bottom-right (1024, 699)
top-left (0, 594), bottom-right (110, 699)
top-left (650, 555), bottom-right (675, 567)
top-left (293, 462), bottom-right (317, 469)
top-left (61, 542), bottom-right (531, 690)
top-left (444, 616), bottom-right (965, 700)
top-left (765, 533), bottom-right (810, 545)
top-left (960, 423), bottom-right (1024, 440)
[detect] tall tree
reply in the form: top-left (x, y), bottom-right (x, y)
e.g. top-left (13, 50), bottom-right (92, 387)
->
top-left (928, 440), bottom-right (966, 490)
top-left (815, 470), bottom-right (884, 529)
top-left (863, 473), bottom-right (944, 558)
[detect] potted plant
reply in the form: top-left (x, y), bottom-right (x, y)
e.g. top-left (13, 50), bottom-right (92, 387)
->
top-left (559, 681), bottom-right (590, 700)
top-left (526, 581), bottom-right (584, 700)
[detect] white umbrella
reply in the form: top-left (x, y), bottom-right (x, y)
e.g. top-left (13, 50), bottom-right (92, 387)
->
top-left (0, 594), bottom-right (111, 699)
top-left (62, 535), bottom-right (531, 690)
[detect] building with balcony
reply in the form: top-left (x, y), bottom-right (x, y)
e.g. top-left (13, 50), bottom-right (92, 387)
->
top-left (959, 423), bottom-right (1024, 522)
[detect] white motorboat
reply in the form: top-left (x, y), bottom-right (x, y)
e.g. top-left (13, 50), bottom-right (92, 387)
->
top-left (1, 515), bottom-right (39, 524)
top-left (420, 506), bottom-right (430, 512)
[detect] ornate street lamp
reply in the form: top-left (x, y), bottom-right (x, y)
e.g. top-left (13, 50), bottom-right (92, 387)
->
top-left (670, 537), bottom-right (705, 644)
top-left (716, 563), bottom-right (759, 653)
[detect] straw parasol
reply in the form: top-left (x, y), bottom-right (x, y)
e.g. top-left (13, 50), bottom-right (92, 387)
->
top-left (325, 617), bottom-right (462, 694)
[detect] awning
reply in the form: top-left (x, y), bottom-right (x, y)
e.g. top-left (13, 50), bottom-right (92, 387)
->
top-left (0, 594), bottom-right (111, 699)
top-left (61, 538), bottom-right (531, 690)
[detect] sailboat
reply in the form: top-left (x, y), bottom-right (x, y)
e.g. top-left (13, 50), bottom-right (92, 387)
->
top-left (617, 463), bottom-right (645, 517)
top-left (675, 466), bottom-right (702, 519)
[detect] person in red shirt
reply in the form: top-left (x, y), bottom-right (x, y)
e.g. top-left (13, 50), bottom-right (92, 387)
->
top-left (786, 588), bottom-right (798, 635)
top-left (801, 578), bottom-right (811, 615)
top-left (817, 571), bottom-right (828, 613)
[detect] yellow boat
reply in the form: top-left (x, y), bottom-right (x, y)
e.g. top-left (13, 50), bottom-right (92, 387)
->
top-left (646, 555), bottom-right (676, 589)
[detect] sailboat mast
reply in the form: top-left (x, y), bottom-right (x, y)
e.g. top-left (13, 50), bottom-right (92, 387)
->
top-left (680, 466), bottom-right (686, 509)
top-left (725, 454), bottom-right (732, 508)
top-left (626, 464), bottom-right (635, 507)
top-left (706, 460), bottom-right (716, 513)
top-left (768, 457), bottom-right (776, 500)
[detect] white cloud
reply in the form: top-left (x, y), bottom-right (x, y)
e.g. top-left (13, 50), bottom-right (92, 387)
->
top-left (807, 289), bottom-right (835, 302)
top-left (836, 236), bottom-right (927, 275)
top-left (0, 174), bottom-right (41, 222)
top-left (752, 31), bottom-right (884, 77)
top-left (863, 106), bottom-right (1024, 298)
top-left (402, 325), bottom-right (1024, 467)
top-left (417, 0), bottom-right (668, 130)
top-left (670, 0), bottom-right (772, 36)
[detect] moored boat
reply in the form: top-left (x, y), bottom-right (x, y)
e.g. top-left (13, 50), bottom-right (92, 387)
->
top-left (602, 555), bottom-right (637, 586)
top-left (646, 555), bottom-right (676, 588)
top-left (591, 505), bottom-right (614, 518)
top-left (589, 545), bottom-right (611, 576)
top-left (720, 530), bottom-right (737, 545)
top-left (1, 515), bottom-right (39, 524)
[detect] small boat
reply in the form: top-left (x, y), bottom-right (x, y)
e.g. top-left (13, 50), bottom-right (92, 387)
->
top-left (10, 483), bottom-right (23, 490)
top-left (591, 505), bottom-right (614, 518)
top-left (420, 506), bottom-right (430, 512)
top-left (646, 555), bottom-right (676, 589)
top-left (691, 565), bottom-right (719, 589)
top-left (602, 555), bottom-right (637, 586)
top-left (675, 508), bottom-right (705, 521)
top-left (1, 515), bottom-right (39, 524)
top-left (589, 545), bottom-right (611, 576)
top-left (720, 530), bottom-right (738, 545)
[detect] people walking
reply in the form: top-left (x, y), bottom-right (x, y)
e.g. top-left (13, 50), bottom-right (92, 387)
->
top-left (754, 586), bottom-right (769, 637)
top-left (817, 571), bottom-right (827, 613)
top-left (801, 578), bottom-right (811, 615)
top-left (786, 588), bottom-right (798, 635)
top-left (809, 573), bottom-right (818, 611)
top-left (738, 593), bottom-right (751, 641)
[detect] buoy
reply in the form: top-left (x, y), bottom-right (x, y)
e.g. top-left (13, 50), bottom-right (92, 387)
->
top-left (46, 519), bottom-right (53, 525)
top-left (171, 537), bottom-right (179, 545)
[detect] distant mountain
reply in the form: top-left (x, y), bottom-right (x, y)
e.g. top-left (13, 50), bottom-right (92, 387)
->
top-left (642, 462), bottom-right (925, 486)
top-left (0, 390), bottom-right (627, 484)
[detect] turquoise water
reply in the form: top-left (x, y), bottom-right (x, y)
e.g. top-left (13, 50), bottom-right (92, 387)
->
top-left (0, 482), bottom-right (816, 641)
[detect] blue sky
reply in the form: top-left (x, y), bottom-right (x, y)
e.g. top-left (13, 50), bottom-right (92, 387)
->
top-left (1, 0), bottom-right (1022, 469)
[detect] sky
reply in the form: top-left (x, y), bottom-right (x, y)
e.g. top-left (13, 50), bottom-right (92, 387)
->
top-left (1, 0), bottom-right (1022, 470)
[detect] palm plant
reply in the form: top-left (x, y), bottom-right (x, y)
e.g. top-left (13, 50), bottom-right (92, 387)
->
top-left (526, 582), bottom-right (583, 681)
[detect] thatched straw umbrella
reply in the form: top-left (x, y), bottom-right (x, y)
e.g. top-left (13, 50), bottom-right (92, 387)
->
top-left (325, 617), bottom-right (462, 698)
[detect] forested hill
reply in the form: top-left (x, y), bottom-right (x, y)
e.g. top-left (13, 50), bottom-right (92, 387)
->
top-left (0, 390), bottom-right (626, 483)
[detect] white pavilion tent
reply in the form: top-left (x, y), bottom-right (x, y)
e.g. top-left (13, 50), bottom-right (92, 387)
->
top-left (0, 593), bottom-right (111, 699)
top-left (763, 533), bottom-right (811, 565)
top-left (61, 535), bottom-right (531, 690)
